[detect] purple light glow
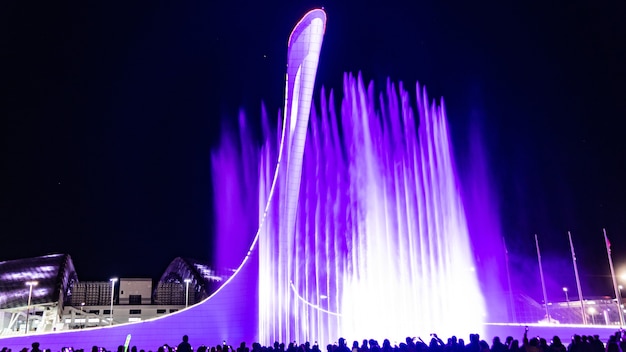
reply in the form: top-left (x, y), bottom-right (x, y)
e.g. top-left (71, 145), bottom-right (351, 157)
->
top-left (251, 74), bottom-right (486, 344)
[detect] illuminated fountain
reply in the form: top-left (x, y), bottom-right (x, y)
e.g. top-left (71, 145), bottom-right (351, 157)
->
top-left (215, 74), bottom-right (487, 344)
top-left (213, 8), bottom-right (486, 342)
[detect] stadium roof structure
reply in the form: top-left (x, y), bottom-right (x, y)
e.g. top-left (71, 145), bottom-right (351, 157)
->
top-left (156, 257), bottom-right (226, 302)
top-left (0, 253), bottom-right (77, 309)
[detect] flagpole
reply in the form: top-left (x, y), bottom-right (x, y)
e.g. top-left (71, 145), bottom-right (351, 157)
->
top-left (604, 228), bottom-right (625, 326)
top-left (503, 236), bottom-right (517, 322)
top-left (535, 234), bottom-right (551, 323)
top-left (568, 231), bottom-right (587, 324)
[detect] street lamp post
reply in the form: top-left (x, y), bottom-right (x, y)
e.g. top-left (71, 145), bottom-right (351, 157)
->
top-left (184, 279), bottom-right (192, 308)
top-left (110, 278), bottom-right (117, 326)
top-left (619, 285), bottom-right (624, 325)
top-left (563, 287), bottom-right (569, 323)
top-left (80, 302), bottom-right (85, 328)
top-left (588, 307), bottom-right (597, 324)
top-left (24, 281), bottom-right (38, 334)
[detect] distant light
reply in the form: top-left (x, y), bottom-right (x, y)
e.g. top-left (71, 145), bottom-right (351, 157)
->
top-left (563, 287), bottom-right (568, 292)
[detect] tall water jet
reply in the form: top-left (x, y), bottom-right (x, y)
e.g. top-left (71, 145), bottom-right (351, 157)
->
top-left (215, 75), bottom-right (489, 341)
top-left (248, 73), bottom-right (487, 344)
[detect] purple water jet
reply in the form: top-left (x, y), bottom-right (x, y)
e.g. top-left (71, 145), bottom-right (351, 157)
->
top-left (238, 73), bottom-right (488, 343)
top-left (213, 59), bottom-right (497, 343)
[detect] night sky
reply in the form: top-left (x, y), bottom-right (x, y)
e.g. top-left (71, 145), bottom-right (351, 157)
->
top-left (4, 1), bottom-right (626, 302)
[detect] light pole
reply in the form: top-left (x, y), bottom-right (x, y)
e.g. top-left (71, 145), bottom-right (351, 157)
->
top-left (184, 279), bottom-right (191, 308)
top-left (25, 281), bottom-right (38, 334)
top-left (588, 306), bottom-right (597, 324)
top-left (80, 302), bottom-right (85, 328)
top-left (110, 278), bottom-right (117, 326)
top-left (562, 287), bottom-right (569, 323)
top-left (619, 285), bottom-right (624, 325)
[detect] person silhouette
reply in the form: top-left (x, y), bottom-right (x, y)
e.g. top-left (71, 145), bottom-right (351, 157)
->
top-left (30, 343), bottom-right (42, 352)
top-left (177, 335), bottom-right (192, 352)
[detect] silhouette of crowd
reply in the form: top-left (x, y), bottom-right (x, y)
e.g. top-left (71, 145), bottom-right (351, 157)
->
top-left (2, 329), bottom-right (625, 352)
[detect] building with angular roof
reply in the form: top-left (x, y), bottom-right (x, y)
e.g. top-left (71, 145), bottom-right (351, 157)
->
top-left (0, 254), bottom-right (77, 333)
top-left (154, 257), bottom-right (225, 306)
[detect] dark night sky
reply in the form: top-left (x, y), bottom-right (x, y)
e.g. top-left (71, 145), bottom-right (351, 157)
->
top-left (3, 1), bottom-right (626, 301)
